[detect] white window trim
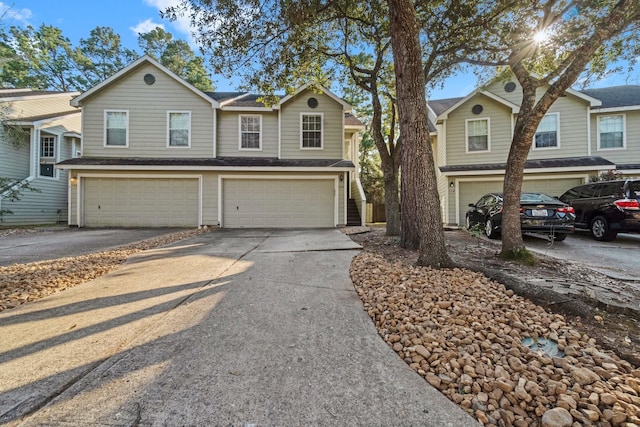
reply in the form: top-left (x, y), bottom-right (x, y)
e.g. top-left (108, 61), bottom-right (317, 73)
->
top-left (104, 110), bottom-right (129, 148)
top-left (597, 113), bottom-right (626, 151)
top-left (38, 133), bottom-right (58, 180)
top-left (532, 112), bottom-right (560, 151)
top-left (300, 112), bottom-right (324, 150)
top-left (166, 111), bottom-right (192, 148)
top-left (465, 117), bottom-right (491, 153)
top-left (238, 114), bottom-right (263, 151)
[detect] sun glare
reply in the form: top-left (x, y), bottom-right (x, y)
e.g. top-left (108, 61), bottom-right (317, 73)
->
top-left (533, 30), bottom-right (549, 44)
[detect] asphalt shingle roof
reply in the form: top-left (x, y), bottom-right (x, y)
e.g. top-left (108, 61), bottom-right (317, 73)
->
top-left (580, 86), bottom-right (640, 109)
top-left (439, 156), bottom-right (615, 173)
top-left (57, 157), bottom-right (355, 168)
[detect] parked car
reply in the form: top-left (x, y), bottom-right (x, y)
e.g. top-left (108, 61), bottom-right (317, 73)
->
top-left (466, 192), bottom-right (576, 240)
top-left (558, 179), bottom-right (640, 241)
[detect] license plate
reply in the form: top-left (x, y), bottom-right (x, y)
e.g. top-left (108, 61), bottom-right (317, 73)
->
top-left (532, 209), bottom-right (548, 217)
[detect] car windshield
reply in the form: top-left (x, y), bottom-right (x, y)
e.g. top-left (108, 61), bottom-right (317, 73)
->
top-left (519, 193), bottom-right (559, 204)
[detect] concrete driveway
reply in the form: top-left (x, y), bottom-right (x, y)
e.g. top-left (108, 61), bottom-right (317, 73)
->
top-left (0, 229), bottom-right (477, 426)
top-left (0, 227), bottom-right (188, 267)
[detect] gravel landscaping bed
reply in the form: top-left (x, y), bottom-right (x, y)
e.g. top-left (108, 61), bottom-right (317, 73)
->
top-left (0, 228), bottom-right (213, 312)
top-left (349, 228), bottom-right (640, 427)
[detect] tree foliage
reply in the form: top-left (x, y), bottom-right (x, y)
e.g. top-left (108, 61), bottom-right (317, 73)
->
top-left (0, 24), bottom-right (213, 92)
top-left (1, 24), bottom-right (77, 90)
top-left (138, 27), bottom-right (213, 92)
top-left (73, 26), bottom-right (137, 90)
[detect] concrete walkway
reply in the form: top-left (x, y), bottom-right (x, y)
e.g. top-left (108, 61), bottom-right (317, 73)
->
top-left (0, 229), bottom-right (478, 426)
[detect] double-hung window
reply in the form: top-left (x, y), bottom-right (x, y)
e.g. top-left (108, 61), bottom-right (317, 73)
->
top-left (239, 115), bottom-right (262, 150)
top-left (466, 118), bottom-right (490, 152)
top-left (39, 135), bottom-right (56, 178)
top-left (301, 113), bottom-right (323, 149)
top-left (598, 115), bottom-right (625, 149)
top-left (168, 111), bottom-right (191, 147)
top-left (534, 113), bottom-right (559, 149)
top-left (104, 110), bottom-right (128, 147)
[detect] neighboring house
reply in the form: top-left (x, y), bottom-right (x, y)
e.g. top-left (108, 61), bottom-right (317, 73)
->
top-left (428, 78), bottom-right (640, 226)
top-left (0, 89), bottom-right (81, 225)
top-left (58, 55), bottom-right (366, 228)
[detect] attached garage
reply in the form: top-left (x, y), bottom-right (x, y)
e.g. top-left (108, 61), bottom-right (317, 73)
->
top-left (82, 177), bottom-right (200, 227)
top-left (457, 176), bottom-right (584, 225)
top-left (221, 177), bottom-right (336, 228)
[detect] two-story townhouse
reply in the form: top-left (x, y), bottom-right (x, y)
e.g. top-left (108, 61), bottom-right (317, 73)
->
top-left (429, 77), bottom-right (640, 226)
top-left (0, 89), bottom-right (81, 225)
top-left (58, 55), bottom-right (365, 228)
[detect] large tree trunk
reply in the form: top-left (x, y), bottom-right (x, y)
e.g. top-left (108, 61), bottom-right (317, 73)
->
top-left (387, 0), bottom-right (453, 268)
top-left (382, 161), bottom-right (400, 235)
top-left (370, 90), bottom-right (401, 236)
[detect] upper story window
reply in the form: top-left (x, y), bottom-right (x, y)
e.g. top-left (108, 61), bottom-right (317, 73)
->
top-left (40, 135), bottom-right (55, 158)
top-left (466, 118), bottom-right (490, 152)
top-left (239, 115), bottom-right (262, 150)
top-left (39, 135), bottom-right (56, 178)
top-left (301, 113), bottom-right (323, 149)
top-left (168, 111), bottom-right (191, 147)
top-left (104, 110), bottom-right (129, 147)
top-left (598, 114), bottom-right (625, 150)
top-left (534, 113), bottom-right (559, 149)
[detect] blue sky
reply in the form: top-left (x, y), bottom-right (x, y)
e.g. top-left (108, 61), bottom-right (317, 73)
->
top-left (3, 1), bottom-right (639, 99)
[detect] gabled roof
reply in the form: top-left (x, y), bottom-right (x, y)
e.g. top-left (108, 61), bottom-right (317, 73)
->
top-left (279, 83), bottom-right (352, 111)
top-left (580, 85), bottom-right (640, 109)
top-left (6, 109), bottom-right (80, 126)
top-left (345, 112), bottom-right (365, 129)
top-left (0, 89), bottom-right (80, 101)
top-left (431, 90), bottom-right (520, 120)
top-left (70, 55), bottom-right (218, 108)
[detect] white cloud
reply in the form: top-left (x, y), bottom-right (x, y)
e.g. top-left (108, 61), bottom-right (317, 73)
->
top-left (0, 2), bottom-right (33, 26)
top-left (130, 18), bottom-right (165, 36)
top-left (142, 0), bottom-right (198, 46)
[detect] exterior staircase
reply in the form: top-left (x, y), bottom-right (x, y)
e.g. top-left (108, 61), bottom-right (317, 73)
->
top-left (346, 198), bottom-right (362, 226)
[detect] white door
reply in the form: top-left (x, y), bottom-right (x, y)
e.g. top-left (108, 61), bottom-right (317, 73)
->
top-left (222, 179), bottom-right (335, 228)
top-left (83, 178), bottom-right (199, 227)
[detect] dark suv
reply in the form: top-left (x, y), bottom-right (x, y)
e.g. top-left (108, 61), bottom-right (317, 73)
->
top-left (558, 179), bottom-right (640, 241)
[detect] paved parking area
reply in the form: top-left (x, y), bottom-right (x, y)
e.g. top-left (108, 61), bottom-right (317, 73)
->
top-left (0, 227), bottom-right (188, 266)
top-left (524, 231), bottom-right (640, 281)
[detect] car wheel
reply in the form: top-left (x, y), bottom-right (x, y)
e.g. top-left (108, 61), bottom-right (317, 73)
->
top-left (552, 232), bottom-right (567, 242)
top-left (590, 216), bottom-right (617, 241)
top-left (485, 218), bottom-right (499, 239)
top-left (465, 215), bottom-right (471, 230)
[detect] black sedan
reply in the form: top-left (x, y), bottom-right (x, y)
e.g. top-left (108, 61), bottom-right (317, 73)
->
top-left (465, 192), bottom-right (576, 240)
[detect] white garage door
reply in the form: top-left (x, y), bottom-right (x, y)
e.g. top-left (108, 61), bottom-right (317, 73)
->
top-left (222, 179), bottom-right (335, 228)
top-left (458, 177), bottom-right (583, 225)
top-left (83, 178), bottom-right (199, 227)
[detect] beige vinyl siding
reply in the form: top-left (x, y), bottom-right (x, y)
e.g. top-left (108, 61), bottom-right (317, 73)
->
top-left (527, 98), bottom-right (589, 160)
top-left (280, 90), bottom-right (343, 159)
top-left (216, 110), bottom-right (278, 157)
top-left (81, 63), bottom-right (214, 158)
top-left (445, 94), bottom-right (513, 165)
top-left (0, 175), bottom-right (68, 225)
top-left (592, 110), bottom-right (640, 164)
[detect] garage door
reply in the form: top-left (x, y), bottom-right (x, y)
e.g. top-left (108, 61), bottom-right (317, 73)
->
top-left (222, 179), bottom-right (335, 228)
top-left (83, 178), bottom-right (199, 227)
top-left (458, 177), bottom-right (583, 225)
